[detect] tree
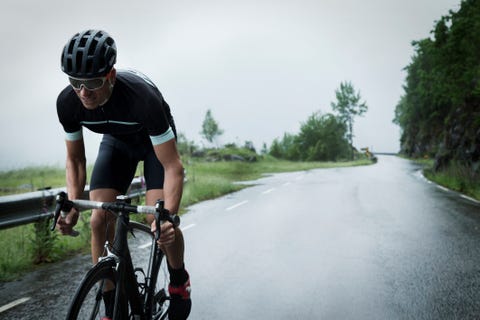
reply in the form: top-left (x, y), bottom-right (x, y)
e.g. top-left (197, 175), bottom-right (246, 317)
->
top-left (296, 112), bottom-right (350, 161)
top-left (261, 143), bottom-right (268, 155)
top-left (330, 81), bottom-right (368, 159)
top-left (200, 109), bottom-right (224, 146)
top-left (269, 133), bottom-right (299, 160)
top-left (269, 112), bottom-right (350, 161)
top-left (394, 0), bottom-right (480, 168)
top-left (176, 132), bottom-right (197, 156)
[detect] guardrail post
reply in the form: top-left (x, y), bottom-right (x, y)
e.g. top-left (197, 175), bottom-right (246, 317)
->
top-left (31, 188), bottom-right (57, 264)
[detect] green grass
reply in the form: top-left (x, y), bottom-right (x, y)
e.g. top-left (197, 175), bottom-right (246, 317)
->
top-left (0, 217), bottom-right (92, 281)
top-left (422, 161), bottom-right (480, 200)
top-left (411, 157), bottom-right (480, 200)
top-left (0, 157), bottom-right (374, 281)
top-left (0, 166), bottom-right (67, 195)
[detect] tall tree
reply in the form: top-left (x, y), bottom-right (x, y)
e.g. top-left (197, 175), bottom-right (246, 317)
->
top-left (394, 0), bottom-right (480, 168)
top-left (330, 81), bottom-right (368, 159)
top-left (200, 109), bottom-right (224, 146)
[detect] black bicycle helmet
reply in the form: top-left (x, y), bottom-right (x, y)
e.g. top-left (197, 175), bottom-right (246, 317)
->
top-left (61, 29), bottom-right (117, 78)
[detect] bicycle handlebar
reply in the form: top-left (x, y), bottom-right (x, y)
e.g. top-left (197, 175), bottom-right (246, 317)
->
top-left (50, 191), bottom-right (180, 240)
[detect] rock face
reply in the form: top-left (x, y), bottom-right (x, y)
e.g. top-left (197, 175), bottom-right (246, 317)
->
top-left (433, 104), bottom-right (480, 173)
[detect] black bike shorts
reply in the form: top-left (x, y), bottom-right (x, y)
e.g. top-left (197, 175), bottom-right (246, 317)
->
top-left (89, 134), bottom-right (165, 193)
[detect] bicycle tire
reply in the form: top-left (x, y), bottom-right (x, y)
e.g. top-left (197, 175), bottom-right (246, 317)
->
top-left (127, 221), bottom-right (170, 320)
top-left (66, 258), bottom-right (122, 320)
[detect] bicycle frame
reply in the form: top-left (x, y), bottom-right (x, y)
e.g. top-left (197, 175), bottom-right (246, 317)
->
top-left (100, 199), bottom-right (167, 319)
top-left (111, 207), bottom-right (144, 318)
top-left (52, 192), bottom-right (178, 320)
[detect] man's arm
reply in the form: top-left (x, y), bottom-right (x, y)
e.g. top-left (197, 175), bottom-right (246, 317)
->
top-left (153, 139), bottom-right (184, 214)
top-left (56, 139), bottom-right (86, 235)
top-left (65, 139), bottom-right (87, 200)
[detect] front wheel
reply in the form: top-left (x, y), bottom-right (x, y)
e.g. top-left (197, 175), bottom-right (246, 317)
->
top-left (66, 259), bottom-right (123, 319)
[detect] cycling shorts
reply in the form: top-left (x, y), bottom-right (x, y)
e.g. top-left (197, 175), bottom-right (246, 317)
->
top-left (89, 134), bottom-right (164, 193)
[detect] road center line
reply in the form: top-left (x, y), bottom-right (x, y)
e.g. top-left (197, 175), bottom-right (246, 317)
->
top-left (226, 200), bottom-right (248, 211)
top-left (262, 188), bottom-right (275, 194)
top-left (0, 297), bottom-right (31, 313)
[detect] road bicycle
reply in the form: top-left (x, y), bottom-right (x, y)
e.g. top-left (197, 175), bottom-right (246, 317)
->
top-left (51, 191), bottom-right (180, 320)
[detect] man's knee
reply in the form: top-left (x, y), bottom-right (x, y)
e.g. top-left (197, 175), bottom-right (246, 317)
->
top-left (90, 209), bottom-right (114, 233)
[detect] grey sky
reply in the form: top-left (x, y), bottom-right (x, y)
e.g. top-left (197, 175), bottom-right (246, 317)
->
top-left (0, 0), bottom-right (460, 170)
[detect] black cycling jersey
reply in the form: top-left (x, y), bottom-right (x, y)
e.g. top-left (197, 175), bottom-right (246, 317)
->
top-left (56, 69), bottom-right (177, 145)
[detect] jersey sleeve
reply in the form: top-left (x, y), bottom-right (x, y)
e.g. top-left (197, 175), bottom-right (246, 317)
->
top-left (56, 88), bottom-right (83, 141)
top-left (141, 89), bottom-right (176, 146)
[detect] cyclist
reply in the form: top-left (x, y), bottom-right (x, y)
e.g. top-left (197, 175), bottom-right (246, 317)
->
top-left (55, 29), bottom-right (191, 320)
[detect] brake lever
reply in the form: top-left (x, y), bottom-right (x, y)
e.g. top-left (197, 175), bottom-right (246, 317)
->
top-left (51, 191), bottom-right (79, 236)
top-left (51, 191), bottom-right (67, 231)
top-left (154, 200), bottom-right (180, 242)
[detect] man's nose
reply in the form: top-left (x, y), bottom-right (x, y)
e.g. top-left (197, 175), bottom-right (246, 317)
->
top-left (79, 86), bottom-right (92, 96)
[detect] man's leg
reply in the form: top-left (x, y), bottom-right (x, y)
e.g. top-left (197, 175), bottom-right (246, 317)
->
top-left (88, 135), bottom-right (139, 320)
top-left (89, 135), bottom-right (138, 264)
top-left (146, 189), bottom-right (191, 320)
top-left (89, 188), bottom-right (121, 319)
top-left (145, 189), bottom-right (185, 268)
top-left (89, 188), bottom-right (121, 264)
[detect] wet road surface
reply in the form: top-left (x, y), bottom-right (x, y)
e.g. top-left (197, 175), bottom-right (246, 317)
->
top-left (1, 155), bottom-right (480, 319)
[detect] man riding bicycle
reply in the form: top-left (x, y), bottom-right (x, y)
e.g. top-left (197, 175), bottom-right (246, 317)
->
top-left (55, 29), bottom-right (191, 320)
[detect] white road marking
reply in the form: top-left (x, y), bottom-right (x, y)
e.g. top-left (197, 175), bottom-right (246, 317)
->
top-left (181, 223), bottom-right (196, 231)
top-left (262, 188), bottom-right (275, 194)
top-left (226, 200), bottom-right (248, 211)
top-left (0, 297), bottom-right (31, 313)
top-left (138, 242), bottom-right (152, 249)
top-left (437, 185), bottom-right (449, 192)
top-left (461, 194), bottom-right (480, 204)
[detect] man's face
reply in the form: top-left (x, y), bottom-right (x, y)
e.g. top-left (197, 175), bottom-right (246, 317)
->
top-left (69, 69), bottom-right (115, 110)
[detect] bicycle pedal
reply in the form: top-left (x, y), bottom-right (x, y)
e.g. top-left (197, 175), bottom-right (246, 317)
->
top-left (154, 288), bottom-right (169, 303)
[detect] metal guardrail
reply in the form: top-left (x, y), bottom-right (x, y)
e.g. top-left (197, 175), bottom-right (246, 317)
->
top-left (0, 178), bottom-right (146, 230)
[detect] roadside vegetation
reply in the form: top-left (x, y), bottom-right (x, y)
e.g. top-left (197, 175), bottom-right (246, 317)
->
top-left (414, 157), bottom-right (480, 201)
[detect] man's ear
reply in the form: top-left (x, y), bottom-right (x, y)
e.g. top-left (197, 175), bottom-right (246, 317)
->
top-left (109, 68), bottom-right (117, 85)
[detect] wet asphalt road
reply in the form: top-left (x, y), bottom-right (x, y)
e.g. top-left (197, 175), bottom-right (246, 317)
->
top-left (1, 155), bottom-right (480, 319)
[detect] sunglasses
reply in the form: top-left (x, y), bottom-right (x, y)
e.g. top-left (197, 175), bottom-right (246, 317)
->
top-left (69, 76), bottom-right (108, 91)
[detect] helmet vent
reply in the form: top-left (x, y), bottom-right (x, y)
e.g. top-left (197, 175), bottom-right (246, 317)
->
top-left (75, 51), bottom-right (83, 71)
top-left (66, 59), bottom-right (72, 73)
top-left (79, 37), bottom-right (88, 48)
top-left (88, 39), bottom-right (98, 56)
top-left (85, 59), bottom-right (93, 74)
top-left (67, 41), bottom-right (75, 54)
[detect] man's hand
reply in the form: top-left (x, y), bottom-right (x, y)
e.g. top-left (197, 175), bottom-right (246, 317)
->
top-left (151, 220), bottom-right (176, 247)
top-left (56, 208), bottom-right (79, 236)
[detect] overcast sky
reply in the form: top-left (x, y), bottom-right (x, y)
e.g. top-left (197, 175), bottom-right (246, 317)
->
top-left (0, 0), bottom-right (461, 170)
